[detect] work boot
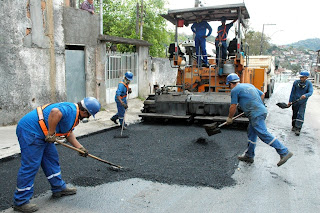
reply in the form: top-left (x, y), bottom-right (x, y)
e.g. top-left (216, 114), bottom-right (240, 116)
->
top-left (52, 187), bottom-right (77, 198)
top-left (277, 152), bottom-right (293, 167)
top-left (291, 126), bottom-right (296, 132)
top-left (295, 128), bottom-right (301, 136)
top-left (110, 116), bottom-right (118, 124)
top-left (238, 155), bottom-right (254, 163)
top-left (13, 203), bottom-right (39, 212)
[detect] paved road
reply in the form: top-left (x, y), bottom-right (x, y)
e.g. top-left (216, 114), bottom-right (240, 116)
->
top-left (1, 82), bottom-right (320, 213)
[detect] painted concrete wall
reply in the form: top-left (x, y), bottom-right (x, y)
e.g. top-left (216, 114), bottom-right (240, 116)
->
top-left (0, 0), bottom-right (66, 126)
top-left (0, 0), bottom-right (176, 126)
top-left (0, 1), bottom-right (101, 126)
top-left (138, 56), bottom-right (178, 98)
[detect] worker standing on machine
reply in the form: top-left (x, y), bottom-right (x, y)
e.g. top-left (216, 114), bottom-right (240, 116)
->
top-left (288, 70), bottom-right (313, 136)
top-left (110, 71), bottom-right (133, 129)
top-left (13, 97), bottom-right (101, 212)
top-left (191, 16), bottom-right (212, 67)
top-left (225, 73), bottom-right (293, 167)
top-left (215, 16), bottom-right (237, 75)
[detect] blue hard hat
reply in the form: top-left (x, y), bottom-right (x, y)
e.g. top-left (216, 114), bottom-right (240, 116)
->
top-left (81, 97), bottom-right (101, 118)
top-left (125, 71), bottom-right (133, 81)
top-left (226, 73), bottom-right (240, 85)
top-left (299, 70), bottom-right (309, 77)
top-left (221, 16), bottom-right (227, 22)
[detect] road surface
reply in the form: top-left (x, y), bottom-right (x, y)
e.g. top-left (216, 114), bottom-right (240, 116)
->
top-left (1, 82), bottom-right (319, 213)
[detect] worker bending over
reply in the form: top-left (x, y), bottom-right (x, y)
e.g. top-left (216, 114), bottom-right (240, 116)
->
top-left (13, 97), bottom-right (101, 212)
top-left (226, 73), bottom-right (293, 167)
top-left (288, 70), bottom-right (313, 136)
top-left (110, 71), bottom-right (133, 129)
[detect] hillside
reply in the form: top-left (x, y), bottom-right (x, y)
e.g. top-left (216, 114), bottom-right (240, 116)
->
top-left (288, 38), bottom-right (320, 51)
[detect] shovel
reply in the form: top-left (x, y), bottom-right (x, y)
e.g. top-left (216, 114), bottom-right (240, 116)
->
top-left (55, 139), bottom-right (124, 171)
top-left (204, 112), bottom-right (245, 136)
top-left (276, 98), bottom-right (301, 109)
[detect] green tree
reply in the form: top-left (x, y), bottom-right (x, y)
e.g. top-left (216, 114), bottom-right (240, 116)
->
top-left (243, 29), bottom-right (271, 55)
top-left (97, 0), bottom-right (172, 57)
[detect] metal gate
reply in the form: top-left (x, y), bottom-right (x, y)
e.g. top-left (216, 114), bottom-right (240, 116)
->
top-left (105, 51), bottom-right (138, 103)
top-left (65, 50), bottom-right (86, 103)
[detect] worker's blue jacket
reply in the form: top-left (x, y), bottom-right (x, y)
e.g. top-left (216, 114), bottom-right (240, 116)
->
top-left (18, 103), bottom-right (78, 139)
top-left (231, 83), bottom-right (267, 119)
top-left (191, 21), bottom-right (212, 38)
top-left (215, 23), bottom-right (233, 42)
top-left (289, 79), bottom-right (313, 103)
top-left (115, 80), bottom-right (129, 103)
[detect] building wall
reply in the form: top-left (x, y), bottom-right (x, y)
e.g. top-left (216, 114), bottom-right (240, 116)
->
top-left (0, 0), bottom-right (101, 126)
top-left (0, 0), bottom-right (66, 126)
top-left (138, 57), bottom-right (178, 97)
top-left (0, 0), bottom-right (176, 126)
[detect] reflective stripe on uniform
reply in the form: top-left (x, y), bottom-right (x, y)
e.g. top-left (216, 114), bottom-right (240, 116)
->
top-left (248, 140), bottom-right (256, 144)
top-left (268, 137), bottom-right (276, 146)
top-left (294, 119), bottom-right (304, 122)
top-left (16, 184), bottom-right (34, 192)
top-left (47, 171), bottom-right (61, 180)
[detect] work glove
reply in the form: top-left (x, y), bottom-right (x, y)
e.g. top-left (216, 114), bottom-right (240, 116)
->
top-left (128, 88), bottom-right (132, 94)
top-left (218, 42), bottom-right (222, 47)
top-left (78, 146), bottom-right (88, 157)
top-left (45, 132), bottom-right (57, 143)
top-left (122, 103), bottom-right (128, 109)
top-left (226, 117), bottom-right (233, 125)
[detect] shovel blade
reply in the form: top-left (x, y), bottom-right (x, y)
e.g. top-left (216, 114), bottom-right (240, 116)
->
top-left (204, 123), bottom-right (221, 136)
top-left (276, 102), bottom-right (289, 109)
top-left (205, 127), bottom-right (221, 136)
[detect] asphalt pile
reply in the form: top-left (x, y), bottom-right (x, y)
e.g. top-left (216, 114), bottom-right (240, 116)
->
top-left (0, 122), bottom-right (248, 211)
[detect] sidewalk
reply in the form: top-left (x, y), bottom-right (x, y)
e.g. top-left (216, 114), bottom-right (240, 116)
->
top-left (0, 98), bottom-right (144, 160)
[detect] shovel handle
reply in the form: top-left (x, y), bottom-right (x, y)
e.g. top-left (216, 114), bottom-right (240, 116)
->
top-left (291, 98), bottom-right (301, 105)
top-left (218, 112), bottom-right (245, 128)
top-left (55, 139), bottom-right (122, 168)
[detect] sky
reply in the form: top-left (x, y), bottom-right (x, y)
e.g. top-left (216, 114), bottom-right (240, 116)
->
top-left (165, 0), bottom-right (320, 45)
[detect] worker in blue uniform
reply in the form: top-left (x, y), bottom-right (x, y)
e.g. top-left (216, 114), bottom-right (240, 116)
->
top-left (13, 97), bottom-right (101, 212)
top-left (225, 73), bottom-right (293, 167)
top-left (215, 16), bottom-right (237, 75)
top-left (191, 16), bottom-right (212, 67)
top-left (110, 71), bottom-right (133, 129)
top-left (288, 70), bottom-right (313, 136)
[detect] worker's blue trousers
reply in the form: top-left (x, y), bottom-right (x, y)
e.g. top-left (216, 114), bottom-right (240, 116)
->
top-left (195, 36), bottom-right (208, 65)
top-left (245, 115), bottom-right (289, 158)
top-left (215, 41), bottom-right (227, 65)
top-left (115, 98), bottom-right (127, 126)
top-left (14, 126), bottom-right (66, 206)
top-left (292, 102), bottom-right (306, 129)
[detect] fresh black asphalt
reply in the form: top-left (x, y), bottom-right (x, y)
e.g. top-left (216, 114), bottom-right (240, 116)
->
top-left (0, 122), bottom-right (248, 211)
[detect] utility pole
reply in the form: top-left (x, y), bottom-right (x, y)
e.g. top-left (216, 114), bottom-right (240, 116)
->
top-left (260, 24), bottom-right (276, 55)
top-left (195, 0), bottom-right (200, 7)
top-left (140, 0), bottom-right (144, 40)
top-left (136, 2), bottom-right (139, 36)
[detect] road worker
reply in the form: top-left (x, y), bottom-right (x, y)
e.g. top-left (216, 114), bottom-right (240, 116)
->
top-left (215, 16), bottom-right (237, 74)
top-left (191, 16), bottom-right (212, 67)
top-left (110, 72), bottom-right (133, 129)
top-left (288, 70), bottom-right (313, 136)
top-left (13, 97), bottom-right (101, 212)
top-left (226, 73), bottom-right (293, 167)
